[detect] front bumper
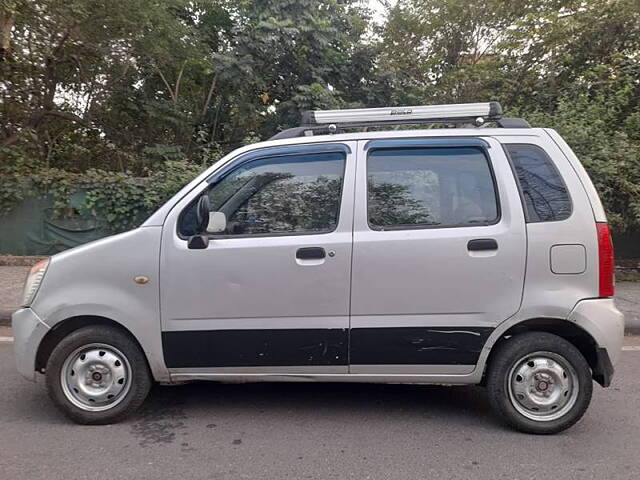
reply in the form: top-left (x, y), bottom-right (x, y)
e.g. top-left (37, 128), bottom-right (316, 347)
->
top-left (12, 308), bottom-right (50, 381)
top-left (568, 298), bottom-right (624, 387)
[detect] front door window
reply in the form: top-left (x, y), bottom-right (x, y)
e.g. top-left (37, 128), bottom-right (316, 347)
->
top-left (179, 151), bottom-right (346, 237)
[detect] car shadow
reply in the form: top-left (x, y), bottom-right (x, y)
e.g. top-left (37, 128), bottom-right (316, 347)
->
top-left (9, 373), bottom-right (505, 433)
top-left (136, 381), bottom-right (503, 432)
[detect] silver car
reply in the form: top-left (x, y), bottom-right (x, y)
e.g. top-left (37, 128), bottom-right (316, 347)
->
top-left (12, 102), bottom-right (624, 434)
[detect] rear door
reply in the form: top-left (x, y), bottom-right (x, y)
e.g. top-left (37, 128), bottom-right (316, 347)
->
top-left (349, 137), bottom-right (526, 374)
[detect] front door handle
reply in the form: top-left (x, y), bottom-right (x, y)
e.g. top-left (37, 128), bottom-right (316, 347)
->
top-left (467, 238), bottom-right (498, 251)
top-left (296, 247), bottom-right (326, 260)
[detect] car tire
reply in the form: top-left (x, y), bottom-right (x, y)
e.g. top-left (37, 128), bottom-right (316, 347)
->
top-left (486, 331), bottom-right (593, 434)
top-left (45, 325), bottom-right (152, 425)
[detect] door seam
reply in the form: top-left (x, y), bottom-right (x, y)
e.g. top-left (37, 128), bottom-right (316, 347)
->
top-left (347, 140), bottom-right (361, 373)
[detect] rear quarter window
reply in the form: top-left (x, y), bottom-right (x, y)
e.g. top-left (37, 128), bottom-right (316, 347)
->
top-left (505, 144), bottom-right (572, 222)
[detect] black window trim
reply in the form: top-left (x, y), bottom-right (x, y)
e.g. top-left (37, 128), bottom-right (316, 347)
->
top-left (365, 143), bottom-right (502, 232)
top-left (176, 144), bottom-right (349, 240)
top-left (502, 142), bottom-right (573, 224)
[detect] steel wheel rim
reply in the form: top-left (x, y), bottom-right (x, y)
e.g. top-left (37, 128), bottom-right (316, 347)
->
top-left (507, 351), bottom-right (579, 422)
top-left (60, 343), bottom-right (132, 412)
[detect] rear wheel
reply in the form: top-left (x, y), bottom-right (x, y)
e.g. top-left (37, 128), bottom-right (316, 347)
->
top-left (486, 332), bottom-right (593, 434)
top-left (45, 325), bottom-right (152, 424)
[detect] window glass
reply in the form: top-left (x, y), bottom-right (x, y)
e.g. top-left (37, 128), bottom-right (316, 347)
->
top-left (367, 147), bottom-right (499, 229)
top-left (179, 151), bottom-right (345, 237)
top-left (505, 144), bottom-right (571, 222)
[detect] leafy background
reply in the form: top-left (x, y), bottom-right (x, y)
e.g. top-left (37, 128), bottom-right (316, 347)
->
top-left (1, 0), bottom-right (639, 234)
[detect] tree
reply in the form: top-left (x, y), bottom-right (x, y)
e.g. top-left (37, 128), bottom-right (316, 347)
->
top-left (378, 0), bottom-right (640, 231)
top-left (210, 0), bottom-right (379, 142)
top-left (0, 0), bottom-right (230, 171)
top-left (1, 0), bottom-right (640, 234)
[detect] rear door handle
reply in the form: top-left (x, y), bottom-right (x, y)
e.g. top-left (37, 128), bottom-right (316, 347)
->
top-left (467, 238), bottom-right (498, 251)
top-left (296, 247), bottom-right (326, 260)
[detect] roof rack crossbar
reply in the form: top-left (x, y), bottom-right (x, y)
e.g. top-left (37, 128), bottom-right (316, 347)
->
top-left (303, 101), bottom-right (502, 125)
top-left (269, 101), bottom-right (530, 140)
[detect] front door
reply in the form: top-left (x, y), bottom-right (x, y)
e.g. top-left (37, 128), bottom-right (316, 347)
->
top-left (349, 137), bottom-right (527, 374)
top-left (160, 143), bottom-right (356, 374)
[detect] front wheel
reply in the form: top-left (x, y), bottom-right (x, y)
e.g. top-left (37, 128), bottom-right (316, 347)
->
top-left (486, 332), bottom-right (593, 434)
top-left (45, 325), bottom-right (152, 424)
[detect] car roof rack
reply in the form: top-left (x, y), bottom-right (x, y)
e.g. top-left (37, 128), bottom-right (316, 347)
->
top-left (269, 101), bottom-right (530, 140)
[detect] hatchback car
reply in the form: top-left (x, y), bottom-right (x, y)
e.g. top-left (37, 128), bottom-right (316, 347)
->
top-left (13, 102), bottom-right (624, 433)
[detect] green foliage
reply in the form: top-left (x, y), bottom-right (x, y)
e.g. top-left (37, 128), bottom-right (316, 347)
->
top-left (1, 0), bottom-right (640, 232)
top-left (523, 93), bottom-right (640, 231)
top-left (378, 0), bottom-right (640, 231)
top-left (368, 180), bottom-right (434, 227)
top-left (228, 175), bottom-right (343, 234)
top-left (0, 159), bottom-right (205, 232)
top-left (80, 160), bottom-right (203, 232)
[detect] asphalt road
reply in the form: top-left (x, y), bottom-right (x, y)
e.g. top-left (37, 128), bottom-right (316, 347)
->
top-left (617, 281), bottom-right (640, 333)
top-left (1, 341), bottom-right (640, 479)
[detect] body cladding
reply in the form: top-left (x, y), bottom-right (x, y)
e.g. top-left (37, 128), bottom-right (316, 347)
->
top-left (162, 327), bottom-right (493, 368)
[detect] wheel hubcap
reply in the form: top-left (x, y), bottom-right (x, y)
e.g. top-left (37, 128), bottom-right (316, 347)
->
top-left (507, 351), bottom-right (579, 422)
top-left (60, 343), bottom-right (131, 412)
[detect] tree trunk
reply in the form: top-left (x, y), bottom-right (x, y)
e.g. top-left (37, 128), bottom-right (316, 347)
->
top-left (0, 10), bottom-right (16, 61)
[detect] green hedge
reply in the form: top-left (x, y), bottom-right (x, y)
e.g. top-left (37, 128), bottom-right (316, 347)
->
top-left (0, 160), bottom-right (205, 234)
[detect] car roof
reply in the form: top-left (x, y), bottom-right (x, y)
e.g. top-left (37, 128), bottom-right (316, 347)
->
top-left (252, 127), bottom-right (547, 150)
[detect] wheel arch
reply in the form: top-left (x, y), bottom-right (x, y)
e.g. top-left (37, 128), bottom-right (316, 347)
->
top-left (482, 318), bottom-right (609, 387)
top-left (35, 316), bottom-right (145, 374)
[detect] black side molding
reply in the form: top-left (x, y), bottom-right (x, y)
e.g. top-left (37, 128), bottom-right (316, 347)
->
top-left (162, 329), bottom-right (348, 368)
top-left (350, 327), bottom-right (494, 365)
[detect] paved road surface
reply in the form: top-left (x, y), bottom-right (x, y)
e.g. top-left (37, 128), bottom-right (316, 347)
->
top-left (0, 266), bottom-right (28, 323)
top-left (617, 281), bottom-right (640, 332)
top-left (1, 341), bottom-right (639, 479)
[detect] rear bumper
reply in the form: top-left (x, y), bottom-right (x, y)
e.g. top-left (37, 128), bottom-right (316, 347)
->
top-left (11, 308), bottom-right (50, 381)
top-left (568, 298), bottom-right (624, 386)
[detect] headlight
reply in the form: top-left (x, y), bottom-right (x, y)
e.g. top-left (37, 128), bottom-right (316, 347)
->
top-left (22, 259), bottom-right (49, 307)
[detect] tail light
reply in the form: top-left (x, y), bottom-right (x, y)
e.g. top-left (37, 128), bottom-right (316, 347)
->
top-left (596, 223), bottom-right (614, 297)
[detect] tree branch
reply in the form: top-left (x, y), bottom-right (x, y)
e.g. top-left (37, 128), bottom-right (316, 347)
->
top-left (0, 9), bottom-right (16, 61)
top-left (201, 73), bottom-right (217, 117)
top-left (1, 109), bottom-right (89, 147)
top-left (174, 60), bottom-right (187, 105)
top-left (154, 65), bottom-right (175, 101)
top-left (41, 109), bottom-right (89, 125)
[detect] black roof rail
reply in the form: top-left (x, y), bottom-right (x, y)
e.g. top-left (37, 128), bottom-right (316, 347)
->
top-left (269, 102), bottom-right (530, 140)
top-left (270, 126), bottom-right (318, 140)
top-left (495, 117), bottom-right (531, 128)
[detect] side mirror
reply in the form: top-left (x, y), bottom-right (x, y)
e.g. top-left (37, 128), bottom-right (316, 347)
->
top-left (195, 195), bottom-right (210, 234)
top-left (188, 195), bottom-right (212, 250)
top-left (187, 234), bottom-right (209, 250)
top-left (206, 211), bottom-right (227, 234)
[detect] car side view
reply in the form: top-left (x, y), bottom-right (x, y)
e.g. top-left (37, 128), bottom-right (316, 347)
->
top-left (12, 102), bottom-right (624, 434)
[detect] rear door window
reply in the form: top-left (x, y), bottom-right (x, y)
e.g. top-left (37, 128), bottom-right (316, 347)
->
top-left (367, 147), bottom-right (499, 229)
